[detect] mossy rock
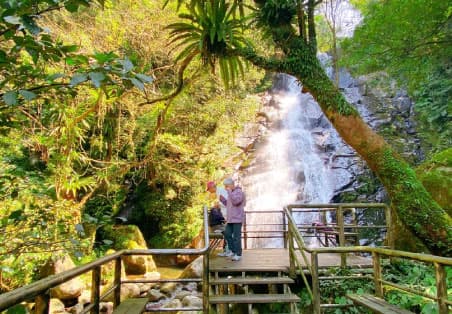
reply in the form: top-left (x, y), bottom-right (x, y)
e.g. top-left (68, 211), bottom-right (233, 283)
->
top-left (102, 225), bottom-right (156, 275)
top-left (103, 225), bottom-right (148, 250)
top-left (416, 148), bottom-right (452, 216)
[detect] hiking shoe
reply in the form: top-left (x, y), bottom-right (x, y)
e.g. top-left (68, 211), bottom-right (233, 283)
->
top-left (218, 251), bottom-right (233, 257)
top-left (231, 255), bottom-right (241, 261)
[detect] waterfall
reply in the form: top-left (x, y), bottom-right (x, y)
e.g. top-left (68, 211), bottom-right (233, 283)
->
top-left (241, 74), bottom-right (338, 248)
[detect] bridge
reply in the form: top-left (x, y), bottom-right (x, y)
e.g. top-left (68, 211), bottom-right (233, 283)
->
top-left (0, 203), bottom-right (450, 313)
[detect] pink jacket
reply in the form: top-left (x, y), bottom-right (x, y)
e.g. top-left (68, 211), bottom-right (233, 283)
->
top-left (226, 186), bottom-right (246, 223)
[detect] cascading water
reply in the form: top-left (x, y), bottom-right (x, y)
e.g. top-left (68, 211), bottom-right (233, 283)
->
top-left (241, 74), bottom-right (339, 248)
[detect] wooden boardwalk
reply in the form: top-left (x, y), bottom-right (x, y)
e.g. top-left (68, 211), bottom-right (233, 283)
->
top-left (210, 249), bottom-right (372, 272)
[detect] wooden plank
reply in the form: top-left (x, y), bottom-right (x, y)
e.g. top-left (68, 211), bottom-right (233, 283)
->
top-left (210, 276), bottom-right (294, 285)
top-left (113, 298), bottom-right (148, 314)
top-left (210, 249), bottom-right (289, 273)
top-left (209, 293), bottom-right (300, 304)
top-left (210, 249), bottom-right (373, 273)
top-left (347, 294), bottom-right (413, 314)
top-left (145, 307), bottom-right (203, 312)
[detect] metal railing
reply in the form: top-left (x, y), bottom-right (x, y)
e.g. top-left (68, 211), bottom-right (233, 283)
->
top-left (283, 205), bottom-right (452, 314)
top-left (0, 206), bottom-right (213, 314)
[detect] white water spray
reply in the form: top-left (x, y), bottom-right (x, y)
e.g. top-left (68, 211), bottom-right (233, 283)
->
top-left (242, 75), bottom-right (337, 248)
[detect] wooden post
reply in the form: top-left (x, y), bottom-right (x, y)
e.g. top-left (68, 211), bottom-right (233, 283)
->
top-left (337, 206), bottom-right (346, 267)
top-left (385, 205), bottom-right (394, 249)
top-left (91, 266), bottom-right (101, 314)
top-left (202, 253), bottom-right (209, 313)
top-left (434, 262), bottom-right (448, 314)
top-left (288, 208), bottom-right (296, 278)
top-left (113, 256), bottom-right (121, 308)
top-left (311, 252), bottom-right (321, 314)
top-left (35, 291), bottom-right (50, 314)
top-left (372, 252), bottom-right (383, 298)
top-left (243, 213), bottom-right (248, 250)
top-left (282, 210), bottom-right (287, 249)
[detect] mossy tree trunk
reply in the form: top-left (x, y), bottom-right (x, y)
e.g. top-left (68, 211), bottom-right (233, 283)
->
top-left (238, 24), bottom-right (452, 256)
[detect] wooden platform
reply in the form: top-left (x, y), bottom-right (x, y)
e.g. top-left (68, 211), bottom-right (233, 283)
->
top-left (210, 249), bottom-right (372, 272)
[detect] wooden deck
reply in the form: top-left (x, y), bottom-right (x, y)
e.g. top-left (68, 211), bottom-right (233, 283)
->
top-left (210, 249), bottom-right (372, 272)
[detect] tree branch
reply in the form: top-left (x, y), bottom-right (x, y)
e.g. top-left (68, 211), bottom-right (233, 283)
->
top-left (138, 50), bottom-right (199, 106)
top-left (230, 46), bottom-right (285, 72)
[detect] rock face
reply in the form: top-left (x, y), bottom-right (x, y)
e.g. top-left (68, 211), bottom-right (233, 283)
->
top-left (40, 255), bottom-right (84, 300)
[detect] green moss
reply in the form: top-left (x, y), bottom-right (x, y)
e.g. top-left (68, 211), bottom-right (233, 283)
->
top-left (375, 148), bottom-right (452, 255)
top-left (101, 225), bottom-right (148, 250)
top-left (416, 148), bottom-right (452, 216)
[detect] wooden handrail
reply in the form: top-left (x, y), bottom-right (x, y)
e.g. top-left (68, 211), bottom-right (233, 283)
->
top-left (0, 206), bottom-right (212, 313)
top-left (283, 205), bottom-right (452, 314)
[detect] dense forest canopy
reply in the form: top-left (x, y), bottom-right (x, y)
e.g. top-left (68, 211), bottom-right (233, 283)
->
top-left (0, 0), bottom-right (451, 291)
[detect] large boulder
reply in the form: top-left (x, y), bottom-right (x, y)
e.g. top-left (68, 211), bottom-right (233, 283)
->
top-left (103, 225), bottom-right (157, 275)
top-left (179, 256), bottom-right (203, 279)
top-left (40, 255), bottom-right (84, 300)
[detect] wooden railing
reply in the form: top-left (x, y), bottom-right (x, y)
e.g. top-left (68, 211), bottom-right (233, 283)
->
top-left (283, 206), bottom-right (452, 314)
top-left (0, 206), bottom-right (213, 314)
top-left (242, 203), bottom-right (391, 250)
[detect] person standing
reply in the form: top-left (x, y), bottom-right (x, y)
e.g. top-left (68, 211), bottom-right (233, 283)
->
top-left (206, 181), bottom-right (229, 252)
top-left (206, 181), bottom-right (228, 219)
top-left (222, 177), bottom-right (246, 261)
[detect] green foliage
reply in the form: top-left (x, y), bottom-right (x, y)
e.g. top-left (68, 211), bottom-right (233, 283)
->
top-left (253, 0), bottom-right (297, 28)
top-left (413, 67), bottom-right (452, 153)
top-left (319, 268), bottom-right (373, 313)
top-left (167, 0), bottom-right (250, 88)
top-left (342, 0), bottom-right (451, 93)
top-left (416, 148), bottom-right (452, 216)
top-left (383, 259), bottom-right (452, 313)
top-left (341, 0), bottom-right (452, 146)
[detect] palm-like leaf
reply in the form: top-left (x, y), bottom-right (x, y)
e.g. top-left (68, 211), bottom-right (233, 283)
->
top-left (167, 0), bottom-right (251, 87)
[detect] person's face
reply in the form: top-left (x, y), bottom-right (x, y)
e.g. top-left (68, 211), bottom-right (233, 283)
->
top-left (225, 184), bottom-right (233, 191)
top-left (207, 185), bottom-right (216, 193)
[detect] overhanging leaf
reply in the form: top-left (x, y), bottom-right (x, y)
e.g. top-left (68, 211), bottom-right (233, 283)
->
top-left (130, 78), bottom-right (145, 91)
top-left (19, 90), bottom-right (37, 101)
top-left (3, 91), bottom-right (18, 106)
top-left (88, 72), bottom-right (105, 88)
top-left (70, 73), bottom-right (88, 86)
top-left (135, 73), bottom-right (153, 83)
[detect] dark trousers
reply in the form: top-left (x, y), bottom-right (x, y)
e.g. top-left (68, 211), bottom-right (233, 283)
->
top-left (224, 223), bottom-right (242, 256)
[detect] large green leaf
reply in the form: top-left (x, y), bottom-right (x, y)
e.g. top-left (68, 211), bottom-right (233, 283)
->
top-left (3, 91), bottom-right (18, 105)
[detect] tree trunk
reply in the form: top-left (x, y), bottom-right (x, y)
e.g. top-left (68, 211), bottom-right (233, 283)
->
top-left (240, 29), bottom-right (452, 256)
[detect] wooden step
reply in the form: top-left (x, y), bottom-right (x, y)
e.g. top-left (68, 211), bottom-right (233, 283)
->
top-left (113, 298), bottom-right (148, 314)
top-left (145, 307), bottom-right (203, 312)
top-left (210, 276), bottom-right (294, 285)
top-left (209, 293), bottom-right (300, 304)
top-left (210, 265), bottom-right (289, 272)
top-left (347, 294), bottom-right (413, 314)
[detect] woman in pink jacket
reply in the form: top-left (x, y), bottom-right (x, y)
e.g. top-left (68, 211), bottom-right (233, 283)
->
top-left (219, 177), bottom-right (246, 261)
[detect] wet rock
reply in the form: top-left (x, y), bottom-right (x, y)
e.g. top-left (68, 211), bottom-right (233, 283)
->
top-left (40, 255), bottom-right (84, 300)
top-left (174, 290), bottom-right (192, 300)
top-left (162, 298), bottom-right (182, 308)
top-left (67, 303), bottom-right (83, 314)
top-left (49, 298), bottom-right (67, 314)
top-left (148, 289), bottom-right (166, 302)
top-left (121, 283), bottom-right (141, 300)
top-left (160, 282), bottom-right (178, 295)
top-left (77, 290), bottom-right (91, 306)
top-left (181, 295), bottom-right (202, 308)
top-left (179, 256), bottom-right (203, 279)
top-left (99, 302), bottom-right (113, 314)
